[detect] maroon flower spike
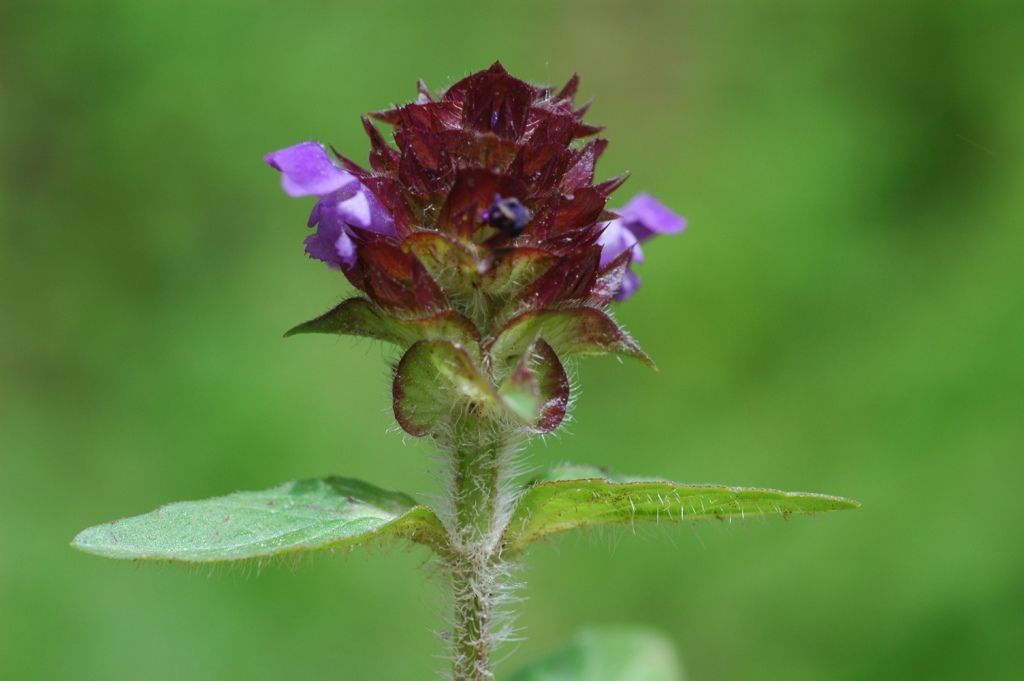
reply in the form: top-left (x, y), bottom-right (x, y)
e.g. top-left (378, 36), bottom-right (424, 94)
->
top-left (270, 63), bottom-right (685, 438)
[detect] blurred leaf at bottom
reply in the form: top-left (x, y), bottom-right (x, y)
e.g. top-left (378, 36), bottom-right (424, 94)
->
top-left (506, 627), bottom-right (684, 681)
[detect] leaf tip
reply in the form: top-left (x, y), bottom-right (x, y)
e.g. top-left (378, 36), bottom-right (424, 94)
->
top-left (282, 323), bottom-right (306, 338)
top-left (622, 342), bottom-right (656, 370)
top-left (69, 525), bottom-right (103, 556)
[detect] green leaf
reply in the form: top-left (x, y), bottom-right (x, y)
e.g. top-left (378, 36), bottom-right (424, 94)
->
top-left (393, 340), bottom-right (498, 436)
top-left (506, 627), bottom-right (684, 681)
top-left (504, 464), bottom-right (860, 554)
top-left (488, 308), bottom-right (654, 370)
top-left (72, 477), bottom-right (448, 562)
top-left (285, 297), bottom-right (480, 352)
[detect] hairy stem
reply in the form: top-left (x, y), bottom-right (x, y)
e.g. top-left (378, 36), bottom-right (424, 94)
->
top-left (445, 423), bottom-right (516, 681)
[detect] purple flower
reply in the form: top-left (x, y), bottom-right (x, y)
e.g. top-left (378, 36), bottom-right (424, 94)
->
top-left (598, 193), bottom-right (686, 300)
top-left (265, 141), bottom-right (396, 267)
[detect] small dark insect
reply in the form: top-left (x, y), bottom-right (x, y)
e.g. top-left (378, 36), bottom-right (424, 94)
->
top-left (484, 195), bottom-right (532, 237)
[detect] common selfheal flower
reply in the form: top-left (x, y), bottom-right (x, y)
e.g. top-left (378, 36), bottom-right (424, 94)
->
top-left (265, 141), bottom-right (395, 267)
top-left (272, 63), bottom-right (686, 436)
top-left (598, 193), bottom-right (687, 300)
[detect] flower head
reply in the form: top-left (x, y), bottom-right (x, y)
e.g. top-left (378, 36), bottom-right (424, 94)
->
top-left (270, 63), bottom-right (686, 437)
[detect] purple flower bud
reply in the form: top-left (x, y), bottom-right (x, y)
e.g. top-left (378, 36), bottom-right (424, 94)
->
top-left (266, 141), bottom-right (395, 267)
top-left (598, 193), bottom-right (686, 300)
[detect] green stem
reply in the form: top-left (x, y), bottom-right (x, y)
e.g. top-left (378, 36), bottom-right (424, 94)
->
top-left (447, 424), bottom-right (513, 681)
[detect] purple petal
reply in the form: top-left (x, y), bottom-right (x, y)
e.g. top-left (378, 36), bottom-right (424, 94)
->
top-left (332, 231), bottom-right (357, 267)
top-left (303, 182), bottom-right (397, 268)
top-left (304, 212), bottom-right (346, 266)
top-left (618, 193), bottom-right (686, 241)
top-left (316, 185), bottom-right (396, 236)
top-left (303, 221), bottom-right (357, 268)
top-left (630, 241), bottom-right (645, 265)
top-left (600, 192), bottom-right (685, 301)
top-left (265, 141), bottom-right (357, 197)
top-left (597, 218), bottom-right (640, 268)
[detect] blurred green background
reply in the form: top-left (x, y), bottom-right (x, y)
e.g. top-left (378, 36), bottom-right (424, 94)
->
top-left (2, 1), bottom-right (1021, 679)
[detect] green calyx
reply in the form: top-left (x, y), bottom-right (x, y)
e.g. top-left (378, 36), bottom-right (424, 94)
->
top-left (288, 296), bottom-right (653, 438)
